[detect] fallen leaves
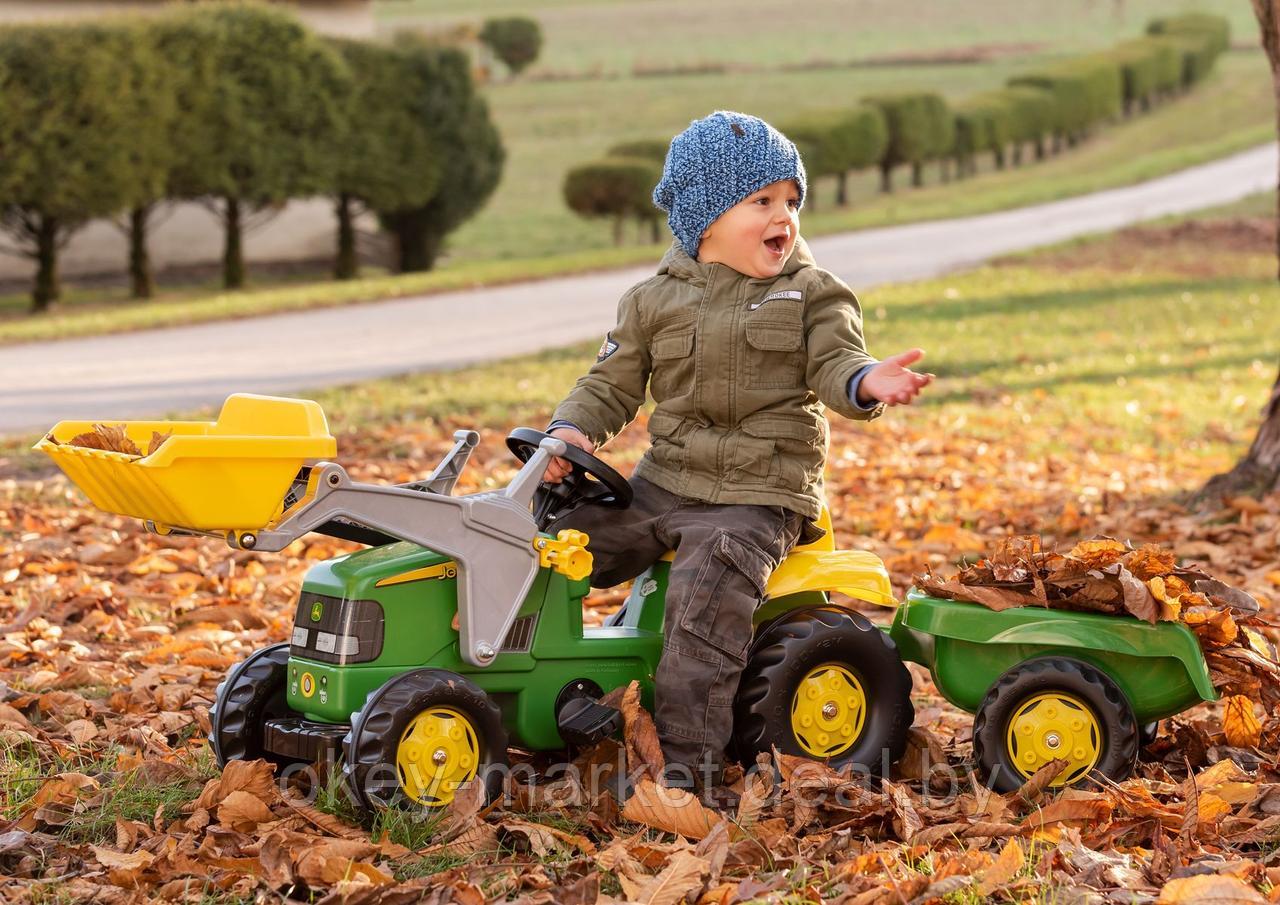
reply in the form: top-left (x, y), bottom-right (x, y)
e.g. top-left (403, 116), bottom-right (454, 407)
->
top-left (46, 423), bottom-right (171, 458)
top-left (915, 534), bottom-right (1280, 712)
top-left (7, 396), bottom-right (1280, 903)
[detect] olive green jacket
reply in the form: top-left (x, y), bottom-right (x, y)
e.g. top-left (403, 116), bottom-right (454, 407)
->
top-left (551, 237), bottom-right (884, 521)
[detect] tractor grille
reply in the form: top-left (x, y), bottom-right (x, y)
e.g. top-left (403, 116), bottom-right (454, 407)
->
top-left (501, 614), bottom-right (538, 653)
top-left (290, 592), bottom-right (384, 665)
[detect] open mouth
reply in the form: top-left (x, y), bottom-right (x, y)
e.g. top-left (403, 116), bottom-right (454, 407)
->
top-left (764, 235), bottom-right (786, 256)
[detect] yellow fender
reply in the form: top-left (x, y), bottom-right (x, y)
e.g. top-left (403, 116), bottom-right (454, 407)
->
top-left (764, 549), bottom-right (897, 609)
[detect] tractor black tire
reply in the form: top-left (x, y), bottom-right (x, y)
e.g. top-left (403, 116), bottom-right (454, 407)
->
top-left (343, 669), bottom-right (509, 812)
top-left (973, 656), bottom-right (1139, 793)
top-left (1139, 721), bottom-right (1160, 748)
top-left (210, 643), bottom-right (296, 768)
top-left (732, 607), bottom-right (914, 774)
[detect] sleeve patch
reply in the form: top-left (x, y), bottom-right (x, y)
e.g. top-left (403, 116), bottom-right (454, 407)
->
top-left (596, 333), bottom-right (619, 362)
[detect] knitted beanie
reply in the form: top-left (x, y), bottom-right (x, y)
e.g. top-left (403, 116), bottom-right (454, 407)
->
top-left (652, 110), bottom-right (806, 259)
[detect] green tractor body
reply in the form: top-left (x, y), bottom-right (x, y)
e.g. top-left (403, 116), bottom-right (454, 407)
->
top-left (283, 540), bottom-right (670, 748)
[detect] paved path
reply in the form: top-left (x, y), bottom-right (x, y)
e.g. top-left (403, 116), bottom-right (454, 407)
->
top-left (4, 143), bottom-right (1276, 436)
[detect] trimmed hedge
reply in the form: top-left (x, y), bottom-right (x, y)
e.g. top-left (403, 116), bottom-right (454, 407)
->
top-left (1148, 13), bottom-right (1230, 55)
top-left (1148, 13), bottom-right (1229, 89)
top-left (0, 20), bottom-right (170, 310)
top-left (478, 16), bottom-right (542, 76)
top-left (563, 157), bottom-right (662, 244)
top-left (781, 105), bottom-right (887, 205)
top-left (1008, 55), bottom-right (1121, 146)
top-left (862, 92), bottom-right (952, 191)
top-left (0, 5), bottom-right (504, 308)
top-left (952, 95), bottom-right (1014, 175)
top-left (1108, 38), bottom-right (1182, 111)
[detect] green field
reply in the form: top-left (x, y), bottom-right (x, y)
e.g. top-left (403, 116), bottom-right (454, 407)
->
top-left (379, 0), bottom-right (1259, 72)
top-left (377, 0), bottom-right (1270, 265)
top-left (306, 261), bottom-right (1278, 467)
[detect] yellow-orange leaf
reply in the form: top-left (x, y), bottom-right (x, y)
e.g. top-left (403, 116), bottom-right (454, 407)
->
top-left (620, 779), bottom-right (726, 841)
top-left (1222, 694), bottom-right (1262, 748)
top-left (1156, 874), bottom-right (1265, 904)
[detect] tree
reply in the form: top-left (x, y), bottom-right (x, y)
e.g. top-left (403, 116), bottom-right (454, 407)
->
top-left (563, 158), bottom-right (661, 244)
top-left (379, 37), bottom-right (504, 274)
top-left (328, 37), bottom-right (440, 280)
top-left (478, 16), bottom-right (542, 77)
top-left (166, 4), bottom-right (350, 290)
top-left (115, 17), bottom-right (181, 300)
top-left (0, 23), bottom-right (156, 311)
top-left (1198, 2), bottom-right (1280, 501)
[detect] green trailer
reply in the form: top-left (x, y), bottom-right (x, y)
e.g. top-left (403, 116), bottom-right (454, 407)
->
top-left (889, 590), bottom-right (1217, 791)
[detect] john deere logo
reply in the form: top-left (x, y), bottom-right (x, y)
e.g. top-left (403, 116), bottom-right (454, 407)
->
top-left (310, 601), bottom-right (323, 622)
top-left (300, 672), bottom-right (315, 698)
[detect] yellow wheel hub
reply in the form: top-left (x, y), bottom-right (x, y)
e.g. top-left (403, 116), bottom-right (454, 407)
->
top-left (1005, 691), bottom-right (1102, 786)
top-left (395, 706), bottom-right (481, 807)
top-left (790, 663), bottom-right (866, 758)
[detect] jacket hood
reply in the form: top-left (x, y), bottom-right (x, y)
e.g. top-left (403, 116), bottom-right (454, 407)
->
top-left (657, 235), bottom-right (816, 283)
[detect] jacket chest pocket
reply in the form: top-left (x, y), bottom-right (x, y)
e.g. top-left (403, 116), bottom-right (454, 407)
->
top-left (743, 306), bottom-right (805, 390)
top-left (648, 325), bottom-right (695, 400)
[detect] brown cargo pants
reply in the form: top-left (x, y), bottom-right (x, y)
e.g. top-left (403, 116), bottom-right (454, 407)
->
top-left (556, 475), bottom-right (804, 784)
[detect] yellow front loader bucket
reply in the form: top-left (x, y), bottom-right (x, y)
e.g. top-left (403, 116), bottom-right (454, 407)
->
top-left (35, 394), bottom-right (335, 533)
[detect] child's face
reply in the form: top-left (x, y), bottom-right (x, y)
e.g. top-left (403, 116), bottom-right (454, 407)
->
top-left (696, 179), bottom-right (801, 278)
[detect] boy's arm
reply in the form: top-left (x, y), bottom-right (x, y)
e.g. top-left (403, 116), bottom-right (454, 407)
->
top-left (550, 286), bottom-right (652, 447)
top-left (804, 271), bottom-right (886, 421)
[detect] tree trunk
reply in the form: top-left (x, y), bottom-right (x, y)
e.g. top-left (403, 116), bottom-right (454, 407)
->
top-left (1196, 0), bottom-right (1280, 502)
top-left (910, 161), bottom-right (923, 188)
top-left (129, 204), bottom-right (154, 300)
top-left (392, 216), bottom-right (443, 272)
top-left (32, 214), bottom-right (60, 313)
top-left (334, 193), bottom-right (358, 281)
top-left (223, 196), bottom-right (245, 290)
top-left (879, 162), bottom-right (893, 193)
top-left (835, 171), bottom-right (848, 207)
top-left (994, 147), bottom-right (1006, 170)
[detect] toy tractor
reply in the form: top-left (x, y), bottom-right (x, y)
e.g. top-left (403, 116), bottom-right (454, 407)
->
top-left (42, 394), bottom-right (1221, 803)
top-left (39, 394), bottom-right (916, 810)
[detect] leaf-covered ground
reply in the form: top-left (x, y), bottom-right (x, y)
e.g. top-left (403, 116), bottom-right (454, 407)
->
top-left (2, 218), bottom-right (1280, 903)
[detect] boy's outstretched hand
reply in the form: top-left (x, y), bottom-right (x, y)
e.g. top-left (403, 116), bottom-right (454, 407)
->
top-left (543, 426), bottom-right (595, 483)
top-left (858, 348), bottom-right (934, 407)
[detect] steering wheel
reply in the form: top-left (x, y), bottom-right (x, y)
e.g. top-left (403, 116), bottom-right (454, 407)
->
top-left (506, 427), bottom-right (633, 529)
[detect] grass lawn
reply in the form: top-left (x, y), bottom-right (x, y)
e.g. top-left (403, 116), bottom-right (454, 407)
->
top-left (378, 0), bottom-right (1260, 73)
top-left (300, 242), bottom-right (1280, 472)
top-left (7, 209), bottom-right (1275, 491)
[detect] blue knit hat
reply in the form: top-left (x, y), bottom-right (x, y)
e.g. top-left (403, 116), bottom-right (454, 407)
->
top-left (652, 110), bottom-right (807, 259)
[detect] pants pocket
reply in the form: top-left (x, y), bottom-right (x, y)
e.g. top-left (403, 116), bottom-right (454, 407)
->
top-left (678, 532), bottom-right (772, 662)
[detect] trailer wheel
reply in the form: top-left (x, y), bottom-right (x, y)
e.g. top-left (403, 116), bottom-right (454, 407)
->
top-left (343, 669), bottom-right (508, 811)
top-left (210, 643), bottom-right (295, 767)
top-left (973, 657), bottom-right (1138, 792)
top-left (732, 607), bottom-right (913, 773)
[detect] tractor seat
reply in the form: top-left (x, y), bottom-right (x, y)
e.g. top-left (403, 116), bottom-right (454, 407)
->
top-left (656, 505), bottom-right (895, 608)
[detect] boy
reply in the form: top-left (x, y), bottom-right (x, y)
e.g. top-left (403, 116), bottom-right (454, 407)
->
top-left (544, 111), bottom-right (930, 798)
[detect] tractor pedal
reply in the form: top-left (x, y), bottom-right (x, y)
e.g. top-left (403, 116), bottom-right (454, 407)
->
top-left (556, 698), bottom-right (623, 747)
